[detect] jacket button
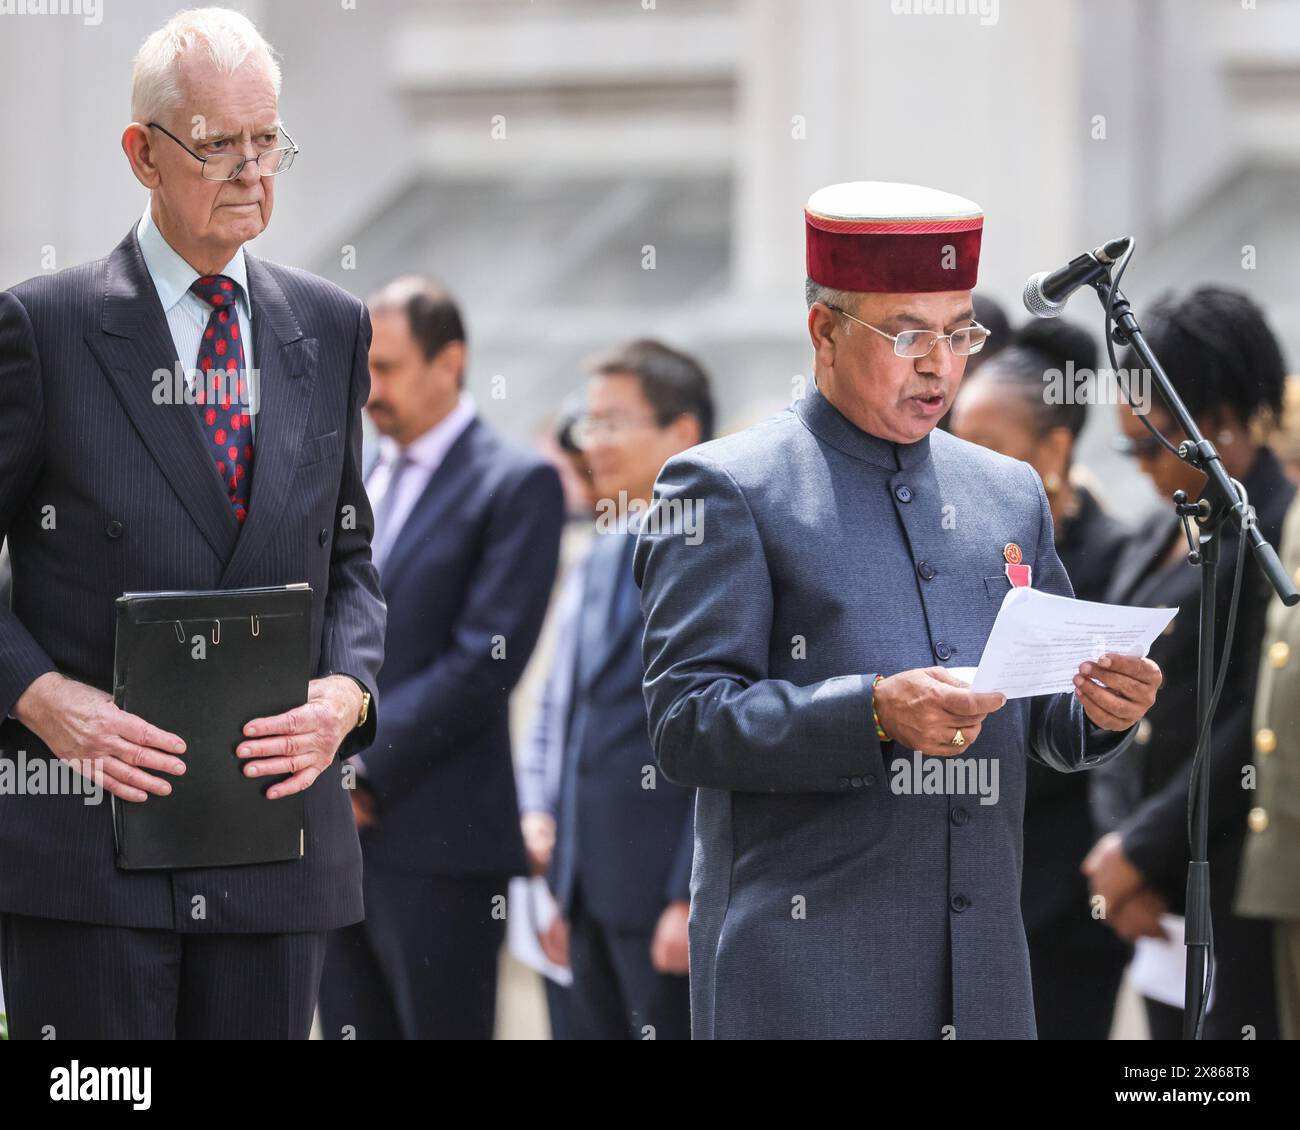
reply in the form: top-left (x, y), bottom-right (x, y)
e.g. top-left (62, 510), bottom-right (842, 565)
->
top-left (838, 776), bottom-right (851, 788)
top-left (950, 894), bottom-right (969, 912)
top-left (1269, 641), bottom-right (1290, 669)
top-left (318, 527), bottom-right (330, 546)
top-left (850, 776), bottom-right (863, 788)
top-left (863, 774), bottom-right (876, 787)
top-left (106, 519), bottom-right (124, 539)
top-left (1255, 728), bottom-right (1277, 756)
top-left (935, 642), bottom-right (952, 661)
top-left (895, 485), bottom-right (913, 503)
top-left (950, 807), bottom-right (969, 826)
top-left (917, 560), bottom-right (935, 580)
top-left (1248, 807), bottom-right (1269, 833)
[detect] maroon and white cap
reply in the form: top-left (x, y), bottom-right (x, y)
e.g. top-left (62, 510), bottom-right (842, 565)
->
top-left (805, 181), bottom-right (983, 294)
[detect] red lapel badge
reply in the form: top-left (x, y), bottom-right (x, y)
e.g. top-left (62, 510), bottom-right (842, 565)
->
top-left (1003, 542), bottom-right (1031, 588)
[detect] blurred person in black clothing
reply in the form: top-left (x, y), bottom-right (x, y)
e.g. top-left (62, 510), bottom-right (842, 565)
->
top-left (950, 318), bottom-right (1132, 1039)
top-left (1087, 285), bottom-right (1294, 1040)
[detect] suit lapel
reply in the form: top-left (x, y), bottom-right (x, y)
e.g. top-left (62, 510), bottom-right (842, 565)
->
top-left (576, 532), bottom-right (640, 689)
top-left (219, 255), bottom-right (318, 588)
top-left (90, 228), bottom-right (240, 564)
top-left (591, 576), bottom-right (642, 686)
top-left (378, 420), bottom-right (481, 595)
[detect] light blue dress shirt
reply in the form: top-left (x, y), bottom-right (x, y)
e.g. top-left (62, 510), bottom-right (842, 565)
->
top-left (136, 208), bottom-right (258, 439)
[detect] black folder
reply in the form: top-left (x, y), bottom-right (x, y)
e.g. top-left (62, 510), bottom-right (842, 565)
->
top-left (111, 583), bottom-right (312, 870)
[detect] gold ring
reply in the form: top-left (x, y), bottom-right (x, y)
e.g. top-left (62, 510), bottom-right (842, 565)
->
top-left (951, 729), bottom-right (966, 747)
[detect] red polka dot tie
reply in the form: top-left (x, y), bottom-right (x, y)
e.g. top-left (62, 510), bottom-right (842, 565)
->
top-left (190, 275), bottom-right (254, 523)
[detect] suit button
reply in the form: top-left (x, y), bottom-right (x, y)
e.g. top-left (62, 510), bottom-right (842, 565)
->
top-left (318, 527), bottom-right (330, 546)
top-left (950, 894), bottom-right (969, 912)
top-left (935, 642), bottom-right (952, 661)
top-left (1248, 807), bottom-right (1269, 833)
top-left (951, 807), bottom-right (969, 826)
top-left (850, 776), bottom-right (863, 788)
top-left (1269, 641), bottom-right (1290, 669)
top-left (895, 485), bottom-right (913, 503)
top-left (1136, 719), bottom-right (1152, 745)
top-left (106, 519), bottom-right (123, 539)
top-left (863, 774), bottom-right (876, 787)
top-left (1255, 728), bottom-right (1277, 756)
top-left (917, 560), bottom-right (935, 580)
top-left (839, 776), bottom-right (851, 788)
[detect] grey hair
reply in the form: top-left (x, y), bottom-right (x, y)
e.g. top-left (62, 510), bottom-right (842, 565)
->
top-left (131, 7), bottom-right (281, 126)
top-left (805, 277), bottom-right (863, 320)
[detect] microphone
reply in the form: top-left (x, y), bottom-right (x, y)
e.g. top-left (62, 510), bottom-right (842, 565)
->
top-left (1022, 236), bottom-right (1131, 318)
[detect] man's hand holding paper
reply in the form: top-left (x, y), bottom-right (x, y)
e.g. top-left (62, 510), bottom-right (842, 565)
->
top-left (949, 587), bottom-right (1166, 731)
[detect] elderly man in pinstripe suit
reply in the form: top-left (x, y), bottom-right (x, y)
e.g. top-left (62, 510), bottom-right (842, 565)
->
top-left (0, 9), bottom-right (384, 1039)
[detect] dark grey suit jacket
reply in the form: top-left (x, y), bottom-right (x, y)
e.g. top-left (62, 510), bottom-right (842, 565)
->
top-left (636, 385), bottom-right (1137, 1039)
top-left (0, 226), bottom-right (385, 933)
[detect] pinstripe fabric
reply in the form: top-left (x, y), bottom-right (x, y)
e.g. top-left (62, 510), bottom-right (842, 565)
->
top-left (0, 226), bottom-right (386, 933)
top-left (0, 910), bottom-right (326, 1039)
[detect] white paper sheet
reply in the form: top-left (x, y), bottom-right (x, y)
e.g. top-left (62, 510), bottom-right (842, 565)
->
top-left (506, 876), bottom-right (573, 987)
top-left (961, 587), bottom-right (1177, 699)
top-left (1127, 913), bottom-right (1215, 1010)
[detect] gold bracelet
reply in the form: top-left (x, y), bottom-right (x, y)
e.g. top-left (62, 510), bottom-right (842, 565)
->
top-left (872, 674), bottom-right (890, 741)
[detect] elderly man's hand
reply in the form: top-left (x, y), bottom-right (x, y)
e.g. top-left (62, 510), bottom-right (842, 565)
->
top-left (13, 671), bottom-right (187, 803)
top-left (1073, 653), bottom-right (1162, 731)
top-left (236, 675), bottom-right (362, 799)
top-left (873, 667), bottom-right (1007, 758)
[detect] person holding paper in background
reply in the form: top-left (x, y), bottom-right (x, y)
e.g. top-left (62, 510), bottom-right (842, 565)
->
top-left (636, 181), bottom-right (1163, 1040)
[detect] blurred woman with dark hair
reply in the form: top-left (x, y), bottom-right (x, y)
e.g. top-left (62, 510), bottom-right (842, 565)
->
top-left (1087, 285), bottom-right (1294, 1040)
top-left (950, 318), bottom-right (1131, 1039)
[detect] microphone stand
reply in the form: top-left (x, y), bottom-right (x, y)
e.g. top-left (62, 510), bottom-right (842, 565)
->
top-left (1084, 258), bottom-right (1299, 1039)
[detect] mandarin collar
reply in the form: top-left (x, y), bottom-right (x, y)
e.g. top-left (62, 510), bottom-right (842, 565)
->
top-left (794, 381), bottom-right (933, 471)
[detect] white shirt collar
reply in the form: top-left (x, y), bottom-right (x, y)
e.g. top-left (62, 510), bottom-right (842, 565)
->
top-left (136, 206), bottom-right (250, 314)
top-left (379, 396), bottom-right (477, 472)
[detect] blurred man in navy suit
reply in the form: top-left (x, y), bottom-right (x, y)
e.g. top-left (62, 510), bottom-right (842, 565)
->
top-left (536, 340), bottom-right (712, 1040)
top-left (317, 276), bottom-right (564, 1039)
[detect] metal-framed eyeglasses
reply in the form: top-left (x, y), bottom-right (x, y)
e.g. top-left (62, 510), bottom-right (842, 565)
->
top-left (826, 304), bottom-right (990, 358)
top-left (147, 122), bottom-right (299, 182)
top-left (570, 412), bottom-right (666, 450)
